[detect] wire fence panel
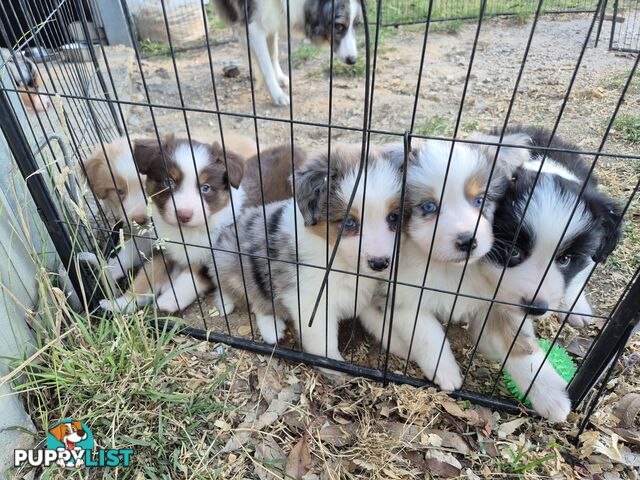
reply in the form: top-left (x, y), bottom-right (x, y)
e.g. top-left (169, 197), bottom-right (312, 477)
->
top-left (0, 0), bottom-right (639, 429)
top-left (374, 0), bottom-right (599, 26)
top-left (610, 0), bottom-right (640, 51)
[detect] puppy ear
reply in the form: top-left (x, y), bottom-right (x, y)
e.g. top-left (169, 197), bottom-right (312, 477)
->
top-left (471, 132), bottom-right (532, 175)
top-left (294, 156), bottom-right (329, 226)
top-left (133, 134), bottom-right (174, 176)
top-left (222, 149), bottom-right (245, 189)
top-left (48, 424), bottom-right (66, 442)
top-left (382, 142), bottom-right (420, 171)
top-left (83, 150), bottom-right (111, 199)
top-left (586, 191), bottom-right (623, 263)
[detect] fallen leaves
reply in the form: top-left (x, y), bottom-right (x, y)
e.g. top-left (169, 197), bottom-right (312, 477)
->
top-left (285, 435), bottom-right (313, 479)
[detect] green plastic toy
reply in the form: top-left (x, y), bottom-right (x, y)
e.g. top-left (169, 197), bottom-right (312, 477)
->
top-left (503, 338), bottom-right (577, 407)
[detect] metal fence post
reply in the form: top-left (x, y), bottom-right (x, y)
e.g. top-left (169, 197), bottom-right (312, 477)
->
top-left (568, 269), bottom-right (640, 405)
top-left (0, 91), bottom-right (94, 309)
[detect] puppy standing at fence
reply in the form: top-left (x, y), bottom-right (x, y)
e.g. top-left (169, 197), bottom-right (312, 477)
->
top-left (212, 145), bottom-right (404, 362)
top-left (100, 133), bottom-right (256, 313)
top-left (83, 137), bottom-right (153, 281)
top-left (214, 0), bottom-right (362, 105)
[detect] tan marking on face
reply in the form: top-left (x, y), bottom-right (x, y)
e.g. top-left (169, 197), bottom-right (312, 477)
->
top-left (464, 172), bottom-right (487, 200)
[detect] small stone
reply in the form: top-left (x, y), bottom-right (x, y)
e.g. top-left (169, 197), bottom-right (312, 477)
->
top-left (223, 64), bottom-right (240, 78)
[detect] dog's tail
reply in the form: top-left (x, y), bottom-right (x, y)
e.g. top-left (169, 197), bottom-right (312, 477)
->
top-left (213, 0), bottom-right (249, 25)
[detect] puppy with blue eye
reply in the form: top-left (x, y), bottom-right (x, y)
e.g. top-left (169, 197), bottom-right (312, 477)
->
top-left (211, 144), bottom-right (404, 362)
top-left (358, 139), bottom-right (527, 391)
top-left (100, 134), bottom-right (250, 313)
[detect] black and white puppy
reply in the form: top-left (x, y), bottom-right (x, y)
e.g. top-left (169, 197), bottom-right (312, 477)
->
top-left (477, 127), bottom-right (623, 328)
top-left (1, 48), bottom-right (51, 112)
top-left (214, 0), bottom-right (362, 105)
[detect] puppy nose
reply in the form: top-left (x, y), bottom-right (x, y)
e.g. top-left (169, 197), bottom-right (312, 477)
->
top-left (177, 209), bottom-right (193, 223)
top-left (368, 256), bottom-right (390, 271)
top-left (131, 214), bottom-right (148, 225)
top-left (521, 298), bottom-right (549, 317)
top-left (456, 233), bottom-right (477, 252)
top-left (344, 55), bottom-right (357, 65)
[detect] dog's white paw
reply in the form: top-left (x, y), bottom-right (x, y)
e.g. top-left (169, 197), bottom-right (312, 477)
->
top-left (213, 295), bottom-right (235, 316)
top-left (106, 257), bottom-right (126, 281)
top-left (256, 314), bottom-right (286, 344)
top-left (431, 360), bottom-right (463, 392)
top-left (99, 296), bottom-right (134, 313)
top-left (156, 292), bottom-right (181, 313)
top-left (566, 312), bottom-right (593, 328)
top-left (530, 387), bottom-right (571, 423)
top-left (270, 90), bottom-right (290, 106)
top-left (276, 73), bottom-right (289, 87)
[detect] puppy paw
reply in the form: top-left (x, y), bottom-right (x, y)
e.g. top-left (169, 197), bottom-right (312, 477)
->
top-left (99, 296), bottom-right (134, 313)
top-left (432, 361), bottom-right (463, 392)
top-left (530, 388), bottom-right (571, 423)
top-left (213, 296), bottom-right (235, 316)
top-left (566, 312), bottom-right (593, 328)
top-left (270, 90), bottom-right (290, 106)
top-left (156, 293), bottom-right (181, 313)
top-left (256, 315), bottom-right (286, 344)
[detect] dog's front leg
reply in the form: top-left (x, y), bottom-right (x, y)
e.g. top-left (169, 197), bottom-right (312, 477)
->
top-left (156, 267), bottom-right (212, 313)
top-left (472, 308), bottom-right (571, 422)
top-left (248, 23), bottom-right (290, 106)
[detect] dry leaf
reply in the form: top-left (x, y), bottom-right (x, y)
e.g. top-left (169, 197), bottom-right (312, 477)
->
top-left (497, 417), bottom-right (529, 438)
top-left (255, 437), bottom-right (286, 480)
top-left (424, 450), bottom-right (462, 478)
top-left (285, 436), bottom-right (313, 479)
top-left (441, 400), bottom-right (481, 426)
top-left (318, 423), bottom-right (355, 447)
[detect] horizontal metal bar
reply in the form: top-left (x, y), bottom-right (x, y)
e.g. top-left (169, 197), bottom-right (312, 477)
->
top-left (154, 318), bottom-right (535, 416)
top-left (2, 85), bottom-right (640, 161)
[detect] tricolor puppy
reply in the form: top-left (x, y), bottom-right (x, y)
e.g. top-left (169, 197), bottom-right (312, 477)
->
top-left (359, 139), bottom-right (526, 390)
top-left (461, 127), bottom-right (622, 422)
top-left (99, 134), bottom-right (248, 313)
top-left (84, 137), bottom-right (152, 280)
top-left (478, 127), bottom-right (623, 328)
top-left (1, 48), bottom-right (51, 112)
top-left (214, 0), bottom-right (362, 105)
top-left (212, 145), bottom-right (403, 363)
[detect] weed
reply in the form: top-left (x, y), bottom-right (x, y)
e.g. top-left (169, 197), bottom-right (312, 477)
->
top-left (614, 114), bottom-right (640, 144)
top-left (415, 114), bottom-right (451, 136)
top-left (292, 43), bottom-right (321, 67)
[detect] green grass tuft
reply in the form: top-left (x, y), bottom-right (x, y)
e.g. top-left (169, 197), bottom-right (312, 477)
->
top-left (614, 114), bottom-right (640, 144)
top-left (415, 115), bottom-right (452, 136)
top-left (292, 43), bottom-right (321, 67)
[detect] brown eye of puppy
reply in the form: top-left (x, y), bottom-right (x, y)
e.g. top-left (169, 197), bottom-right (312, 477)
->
top-left (334, 22), bottom-right (346, 34)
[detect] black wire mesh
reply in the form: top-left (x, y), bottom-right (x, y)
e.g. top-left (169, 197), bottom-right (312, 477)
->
top-left (609, 0), bottom-right (640, 52)
top-left (0, 0), bottom-right (639, 427)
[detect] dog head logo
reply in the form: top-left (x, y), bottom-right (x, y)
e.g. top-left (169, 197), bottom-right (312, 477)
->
top-left (46, 419), bottom-right (94, 466)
